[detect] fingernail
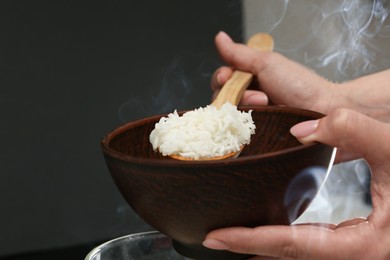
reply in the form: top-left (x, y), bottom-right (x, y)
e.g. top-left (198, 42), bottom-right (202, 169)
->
top-left (216, 72), bottom-right (223, 86)
top-left (245, 93), bottom-right (268, 106)
top-left (290, 120), bottom-right (319, 138)
top-left (202, 239), bottom-right (229, 250)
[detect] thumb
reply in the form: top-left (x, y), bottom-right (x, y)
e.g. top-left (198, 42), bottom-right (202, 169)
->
top-left (290, 108), bottom-right (390, 168)
top-left (215, 31), bottom-right (270, 73)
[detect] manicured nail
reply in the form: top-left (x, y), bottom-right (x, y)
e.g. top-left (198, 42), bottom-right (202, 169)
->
top-left (290, 120), bottom-right (319, 138)
top-left (202, 239), bottom-right (229, 250)
top-left (245, 93), bottom-right (268, 105)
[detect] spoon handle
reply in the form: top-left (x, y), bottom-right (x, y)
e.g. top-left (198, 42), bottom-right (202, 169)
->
top-left (211, 33), bottom-right (274, 108)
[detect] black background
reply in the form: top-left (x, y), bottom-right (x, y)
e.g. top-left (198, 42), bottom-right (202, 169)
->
top-left (0, 1), bottom-right (242, 258)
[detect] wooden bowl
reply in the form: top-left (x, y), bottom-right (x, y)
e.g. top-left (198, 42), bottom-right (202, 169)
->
top-left (101, 106), bottom-right (335, 260)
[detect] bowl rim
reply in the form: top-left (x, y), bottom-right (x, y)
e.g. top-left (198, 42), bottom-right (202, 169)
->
top-left (101, 106), bottom-right (328, 167)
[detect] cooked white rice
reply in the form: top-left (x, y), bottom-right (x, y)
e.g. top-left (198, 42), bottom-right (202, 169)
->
top-left (149, 102), bottom-right (256, 159)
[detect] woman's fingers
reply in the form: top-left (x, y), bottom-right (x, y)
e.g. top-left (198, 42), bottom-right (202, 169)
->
top-left (211, 66), bottom-right (268, 105)
top-left (290, 108), bottom-right (390, 167)
top-left (215, 31), bottom-right (269, 74)
top-left (241, 90), bottom-right (268, 106)
top-left (203, 223), bottom-right (372, 259)
top-left (211, 66), bottom-right (234, 91)
top-left (214, 31), bottom-right (336, 113)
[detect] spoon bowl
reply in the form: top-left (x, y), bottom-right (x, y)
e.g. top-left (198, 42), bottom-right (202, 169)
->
top-left (169, 146), bottom-right (244, 161)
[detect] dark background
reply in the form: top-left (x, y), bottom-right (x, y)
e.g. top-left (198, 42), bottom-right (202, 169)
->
top-left (0, 1), bottom-right (243, 258)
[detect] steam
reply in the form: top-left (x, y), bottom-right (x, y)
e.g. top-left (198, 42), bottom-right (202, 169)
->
top-left (295, 160), bottom-right (372, 224)
top-left (285, 166), bottom-right (329, 223)
top-left (308, 0), bottom-right (390, 78)
top-left (118, 52), bottom-right (217, 123)
top-left (118, 56), bottom-right (193, 122)
top-left (244, 0), bottom-right (390, 81)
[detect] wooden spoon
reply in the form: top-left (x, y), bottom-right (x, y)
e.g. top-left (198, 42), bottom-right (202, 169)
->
top-left (211, 33), bottom-right (274, 108)
top-left (172, 33), bottom-right (274, 161)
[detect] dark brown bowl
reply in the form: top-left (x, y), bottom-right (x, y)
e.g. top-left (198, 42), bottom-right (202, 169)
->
top-left (101, 106), bottom-right (335, 260)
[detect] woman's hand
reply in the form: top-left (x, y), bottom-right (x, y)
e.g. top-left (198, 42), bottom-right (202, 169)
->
top-left (203, 108), bottom-right (390, 259)
top-left (212, 31), bottom-right (336, 114)
top-left (212, 32), bottom-right (390, 123)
